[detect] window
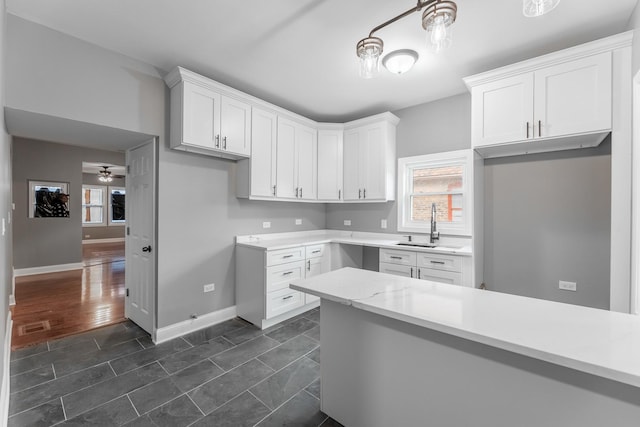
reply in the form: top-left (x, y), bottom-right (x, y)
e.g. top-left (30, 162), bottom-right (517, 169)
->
top-left (29, 181), bottom-right (70, 218)
top-left (109, 187), bottom-right (126, 226)
top-left (82, 185), bottom-right (106, 226)
top-left (398, 149), bottom-right (473, 235)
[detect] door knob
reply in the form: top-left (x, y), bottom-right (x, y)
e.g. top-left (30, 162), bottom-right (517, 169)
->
top-left (142, 246), bottom-right (152, 253)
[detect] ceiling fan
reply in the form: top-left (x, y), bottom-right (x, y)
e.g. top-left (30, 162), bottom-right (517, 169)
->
top-left (98, 166), bottom-right (113, 182)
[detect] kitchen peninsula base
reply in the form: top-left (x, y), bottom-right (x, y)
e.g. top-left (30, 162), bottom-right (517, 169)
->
top-left (320, 299), bottom-right (640, 427)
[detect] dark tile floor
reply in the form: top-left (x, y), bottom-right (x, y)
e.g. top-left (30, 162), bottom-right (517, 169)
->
top-left (8, 307), bottom-right (344, 427)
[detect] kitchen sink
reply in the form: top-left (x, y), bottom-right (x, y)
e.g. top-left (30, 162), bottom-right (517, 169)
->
top-left (396, 242), bottom-right (437, 248)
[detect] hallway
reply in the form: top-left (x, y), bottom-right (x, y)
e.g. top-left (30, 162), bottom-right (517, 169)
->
top-left (11, 242), bottom-right (126, 349)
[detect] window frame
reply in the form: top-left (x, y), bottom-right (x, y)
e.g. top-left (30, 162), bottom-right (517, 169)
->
top-left (81, 184), bottom-right (107, 227)
top-left (108, 186), bottom-right (126, 226)
top-left (397, 149), bottom-right (473, 236)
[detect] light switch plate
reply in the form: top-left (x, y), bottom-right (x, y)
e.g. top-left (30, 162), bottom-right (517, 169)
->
top-left (262, 221), bottom-right (271, 229)
top-left (381, 219), bottom-right (387, 229)
top-left (344, 220), bottom-right (351, 226)
top-left (559, 281), bottom-right (577, 291)
top-left (204, 283), bottom-right (215, 293)
top-left (295, 219), bottom-right (302, 225)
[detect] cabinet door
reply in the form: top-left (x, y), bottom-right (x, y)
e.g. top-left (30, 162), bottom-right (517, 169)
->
top-left (220, 96), bottom-right (251, 156)
top-left (305, 252), bottom-right (328, 304)
top-left (471, 74), bottom-right (534, 147)
top-left (276, 117), bottom-right (298, 199)
top-left (360, 124), bottom-right (386, 200)
top-left (317, 130), bottom-right (343, 201)
top-left (250, 107), bottom-right (277, 198)
top-left (296, 124), bottom-right (317, 200)
top-left (534, 51), bottom-right (612, 138)
top-left (183, 81), bottom-right (221, 149)
top-left (343, 129), bottom-right (361, 201)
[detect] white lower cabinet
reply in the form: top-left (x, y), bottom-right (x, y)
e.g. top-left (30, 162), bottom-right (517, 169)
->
top-left (236, 243), bottom-right (329, 329)
top-left (379, 248), bottom-right (468, 286)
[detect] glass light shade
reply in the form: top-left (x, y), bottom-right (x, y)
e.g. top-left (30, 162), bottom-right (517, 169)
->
top-left (523, 0), bottom-right (560, 17)
top-left (427, 14), bottom-right (453, 53)
top-left (357, 37), bottom-right (383, 78)
top-left (383, 50), bottom-right (419, 74)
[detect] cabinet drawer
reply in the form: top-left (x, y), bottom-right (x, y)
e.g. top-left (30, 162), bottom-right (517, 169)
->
top-left (416, 252), bottom-right (461, 273)
top-left (305, 244), bottom-right (326, 259)
top-left (266, 261), bottom-right (305, 293)
top-left (379, 249), bottom-right (416, 266)
top-left (379, 262), bottom-right (414, 278)
top-left (417, 268), bottom-right (462, 286)
top-left (266, 287), bottom-right (304, 319)
top-left (266, 247), bottom-right (305, 266)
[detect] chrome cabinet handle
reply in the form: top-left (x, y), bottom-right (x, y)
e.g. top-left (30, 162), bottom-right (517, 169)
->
top-left (273, 185), bottom-right (276, 196)
top-left (282, 295), bottom-right (293, 300)
top-left (312, 250), bottom-right (320, 254)
top-left (430, 260), bottom-right (445, 265)
top-left (215, 134), bottom-right (220, 148)
top-left (295, 188), bottom-right (299, 198)
top-left (538, 120), bottom-right (542, 137)
top-left (418, 268), bottom-right (421, 279)
top-left (283, 255), bottom-right (294, 259)
top-left (338, 189), bottom-right (341, 200)
top-left (300, 188), bottom-right (303, 198)
top-left (390, 256), bottom-right (403, 260)
top-left (358, 189), bottom-right (362, 199)
top-left (363, 189), bottom-right (366, 199)
top-left (223, 136), bottom-right (227, 149)
top-left (307, 260), bottom-right (311, 270)
top-left (282, 271), bottom-right (293, 276)
top-left (410, 267), bottom-right (414, 278)
top-left (526, 122), bottom-right (530, 139)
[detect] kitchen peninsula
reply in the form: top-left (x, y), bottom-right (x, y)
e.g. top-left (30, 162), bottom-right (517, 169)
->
top-left (291, 268), bottom-right (640, 427)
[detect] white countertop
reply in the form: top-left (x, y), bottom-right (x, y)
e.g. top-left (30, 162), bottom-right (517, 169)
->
top-left (236, 230), bottom-right (472, 256)
top-left (290, 267), bottom-right (640, 388)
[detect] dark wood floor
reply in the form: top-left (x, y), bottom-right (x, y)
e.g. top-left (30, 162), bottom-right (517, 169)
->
top-left (11, 242), bottom-right (126, 350)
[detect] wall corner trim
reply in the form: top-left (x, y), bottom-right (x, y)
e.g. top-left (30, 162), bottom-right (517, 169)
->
top-left (1, 312), bottom-right (13, 427)
top-left (153, 306), bottom-right (238, 345)
top-left (14, 263), bottom-right (83, 277)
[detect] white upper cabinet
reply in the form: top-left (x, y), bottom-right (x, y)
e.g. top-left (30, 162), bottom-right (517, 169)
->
top-left (248, 107), bottom-right (278, 198)
top-left (343, 113), bottom-right (398, 202)
top-left (534, 52), bottom-right (612, 139)
top-left (464, 36), bottom-right (619, 158)
top-left (276, 116), bottom-right (317, 200)
top-left (317, 128), bottom-right (343, 201)
top-left (166, 67), bottom-right (251, 160)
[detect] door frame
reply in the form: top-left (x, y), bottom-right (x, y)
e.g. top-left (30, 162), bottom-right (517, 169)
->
top-left (632, 70), bottom-right (640, 315)
top-left (125, 137), bottom-right (158, 335)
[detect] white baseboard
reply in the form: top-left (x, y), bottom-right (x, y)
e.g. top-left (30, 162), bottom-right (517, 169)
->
top-left (14, 263), bottom-right (83, 277)
top-left (82, 238), bottom-right (125, 245)
top-left (153, 306), bottom-right (237, 345)
top-left (1, 312), bottom-right (12, 427)
top-left (8, 296), bottom-right (14, 307)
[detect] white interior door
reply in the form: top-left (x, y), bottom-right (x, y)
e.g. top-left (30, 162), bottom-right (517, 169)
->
top-left (125, 139), bottom-right (156, 333)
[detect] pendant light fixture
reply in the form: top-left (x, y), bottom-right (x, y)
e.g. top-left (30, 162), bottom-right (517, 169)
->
top-left (523, 0), bottom-right (560, 18)
top-left (98, 166), bottom-right (113, 183)
top-left (356, 0), bottom-right (457, 78)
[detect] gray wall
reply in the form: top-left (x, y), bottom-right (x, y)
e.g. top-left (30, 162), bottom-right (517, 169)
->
top-left (12, 138), bottom-right (125, 268)
top-left (0, 0), bottom-right (12, 393)
top-left (326, 93), bottom-right (472, 232)
top-left (81, 172), bottom-right (125, 241)
top-left (484, 141), bottom-right (612, 309)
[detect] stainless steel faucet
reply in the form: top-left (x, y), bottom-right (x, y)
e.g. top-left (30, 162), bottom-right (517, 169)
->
top-left (430, 203), bottom-right (440, 244)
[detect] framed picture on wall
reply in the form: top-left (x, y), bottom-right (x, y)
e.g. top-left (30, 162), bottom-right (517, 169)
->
top-left (28, 180), bottom-right (70, 218)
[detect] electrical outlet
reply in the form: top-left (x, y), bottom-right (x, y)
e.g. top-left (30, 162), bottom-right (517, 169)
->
top-left (262, 221), bottom-right (271, 229)
top-left (85, 234), bottom-right (91, 238)
top-left (204, 283), bottom-right (215, 293)
top-left (559, 281), bottom-right (577, 291)
top-left (344, 219), bottom-right (352, 226)
top-left (295, 219), bottom-right (302, 225)
top-left (381, 219), bottom-right (387, 229)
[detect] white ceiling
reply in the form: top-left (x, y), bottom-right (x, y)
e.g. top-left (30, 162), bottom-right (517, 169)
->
top-left (6, 0), bottom-right (638, 122)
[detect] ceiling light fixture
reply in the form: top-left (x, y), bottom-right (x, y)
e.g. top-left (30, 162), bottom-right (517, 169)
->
top-left (356, 0), bottom-right (457, 78)
top-left (523, 0), bottom-right (560, 18)
top-left (383, 49), bottom-right (419, 74)
top-left (98, 166), bottom-right (113, 183)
